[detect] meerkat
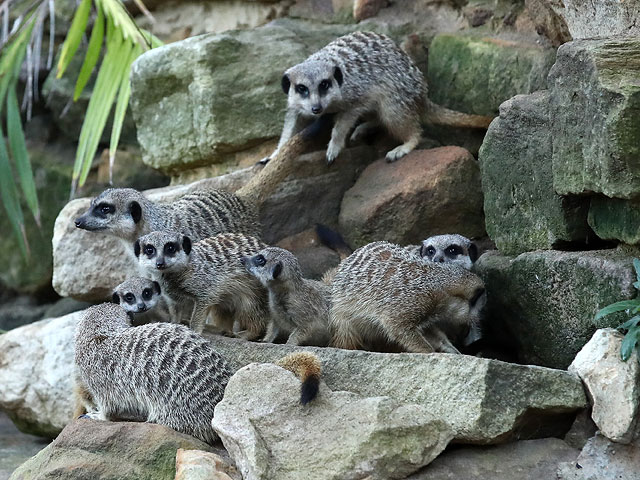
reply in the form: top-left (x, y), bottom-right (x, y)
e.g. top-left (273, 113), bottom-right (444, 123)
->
top-left (407, 234), bottom-right (478, 270)
top-left (135, 231), bottom-right (269, 338)
top-left (111, 277), bottom-right (167, 321)
top-left (276, 351), bottom-right (322, 405)
top-left (74, 302), bottom-right (233, 444)
top-left (264, 31), bottom-right (493, 165)
top-left (329, 241), bottom-right (486, 354)
top-left (243, 247), bottom-right (331, 346)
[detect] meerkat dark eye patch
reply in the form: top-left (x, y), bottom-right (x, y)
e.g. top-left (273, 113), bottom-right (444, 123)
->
top-left (421, 245), bottom-right (436, 257)
top-left (124, 293), bottom-right (135, 304)
top-left (319, 79), bottom-right (331, 93)
top-left (445, 245), bottom-right (463, 257)
top-left (272, 262), bottom-right (283, 279)
top-left (143, 245), bottom-right (156, 257)
top-left (281, 74), bottom-right (291, 94)
top-left (333, 66), bottom-right (343, 86)
top-left (164, 242), bottom-right (178, 256)
top-left (295, 84), bottom-right (309, 97)
top-left (142, 288), bottom-right (152, 301)
top-left (94, 203), bottom-right (115, 218)
top-left (254, 254), bottom-right (266, 267)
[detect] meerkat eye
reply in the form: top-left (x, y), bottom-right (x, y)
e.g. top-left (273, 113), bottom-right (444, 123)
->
top-left (254, 254), bottom-right (266, 267)
top-left (144, 245), bottom-right (156, 257)
top-left (445, 245), bottom-right (462, 257)
top-left (426, 246), bottom-right (436, 256)
top-left (295, 84), bottom-right (309, 97)
top-left (95, 203), bottom-right (115, 216)
top-left (124, 293), bottom-right (135, 304)
top-left (142, 288), bottom-right (152, 300)
top-left (319, 79), bottom-right (331, 91)
top-left (164, 243), bottom-right (177, 255)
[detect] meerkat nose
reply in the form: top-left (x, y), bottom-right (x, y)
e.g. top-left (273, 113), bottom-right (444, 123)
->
top-left (74, 218), bottom-right (85, 228)
top-left (311, 105), bottom-right (323, 115)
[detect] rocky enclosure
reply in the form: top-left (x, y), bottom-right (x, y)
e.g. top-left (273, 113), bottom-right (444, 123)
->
top-left (2, 0), bottom-right (640, 479)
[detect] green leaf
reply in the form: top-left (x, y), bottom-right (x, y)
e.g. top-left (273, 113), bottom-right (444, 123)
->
top-left (0, 19), bottom-right (36, 113)
top-left (620, 328), bottom-right (640, 362)
top-left (633, 258), bottom-right (640, 290)
top-left (617, 315), bottom-right (640, 332)
top-left (57, 0), bottom-right (92, 78)
top-left (6, 87), bottom-right (40, 226)
top-left (595, 300), bottom-right (640, 320)
top-left (74, 2), bottom-right (105, 101)
top-left (0, 124), bottom-right (28, 258)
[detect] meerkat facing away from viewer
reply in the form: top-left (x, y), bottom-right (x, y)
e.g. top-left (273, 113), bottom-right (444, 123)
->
top-left (243, 247), bottom-right (331, 346)
top-left (74, 303), bottom-right (233, 444)
top-left (265, 31), bottom-right (493, 165)
top-left (135, 231), bottom-right (269, 338)
top-left (330, 241), bottom-right (486, 354)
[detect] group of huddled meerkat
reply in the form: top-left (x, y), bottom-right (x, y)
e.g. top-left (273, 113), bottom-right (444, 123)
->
top-left (71, 31), bottom-right (489, 445)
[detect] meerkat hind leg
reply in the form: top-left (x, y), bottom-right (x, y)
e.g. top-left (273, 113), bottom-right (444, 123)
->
top-left (385, 131), bottom-right (421, 162)
top-left (383, 318), bottom-right (436, 354)
top-left (261, 321), bottom-right (281, 343)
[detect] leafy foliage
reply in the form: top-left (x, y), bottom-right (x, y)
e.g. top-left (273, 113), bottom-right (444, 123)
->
top-left (0, 0), bottom-right (161, 256)
top-left (596, 258), bottom-right (640, 362)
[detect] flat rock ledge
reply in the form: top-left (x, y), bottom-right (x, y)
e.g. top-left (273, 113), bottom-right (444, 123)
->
top-left (206, 334), bottom-right (588, 445)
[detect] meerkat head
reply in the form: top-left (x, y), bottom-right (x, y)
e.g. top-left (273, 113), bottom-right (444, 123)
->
top-left (74, 188), bottom-right (148, 240)
top-left (112, 277), bottom-right (162, 318)
top-left (419, 234), bottom-right (478, 270)
top-left (242, 247), bottom-right (303, 288)
top-left (135, 231), bottom-right (192, 274)
top-left (282, 61), bottom-right (343, 118)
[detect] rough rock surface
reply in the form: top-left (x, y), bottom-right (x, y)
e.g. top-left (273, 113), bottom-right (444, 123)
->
top-left (52, 146), bottom-right (372, 300)
top-left (569, 328), bottom-right (640, 444)
top-left (549, 0), bottom-right (640, 39)
top-left (475, 250), bottom-right (637, 369)
top-left (207, 335), bottom-right (587, 444)
top-left (524, 0), bottom-right (572, 47)
top-left (275, 228), bottom-right (341, 280)
top-left (557, 434), bottom-right (640, 480)
top-left (549, 38), bottom-right (640, 199)
top-left (478, 91), bottom-right (590, 255)
top-left (588, 197), bottom-right (640, 245)
top-left (409, 438), bottom-right (579, 480)
top-left (0, 312), bottom-right (80, 437)
top-left (9, 420), bottom-right (212, 480)
top-left (0, 411), bottom-right (49, 480)
top-left (427, 33), bottom-right (556, 116)
top-left (175, 448), bottom-right (240, 480)
top-left (339, 147), bottom-right (485, 249)
top-left (213, 363), bottom-right (454, 480)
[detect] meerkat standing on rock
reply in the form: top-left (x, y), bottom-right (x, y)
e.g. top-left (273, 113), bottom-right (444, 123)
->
top-left (265, 31), bottom-right (493, 165)
top-left (135, 231), bottom-right (269, 337)
top-left (243, 247), bottom-right (331, 346)
top-left (74, 303), bottom-right (233, 444)
top-left (330, 241), bottom-right (486, 354)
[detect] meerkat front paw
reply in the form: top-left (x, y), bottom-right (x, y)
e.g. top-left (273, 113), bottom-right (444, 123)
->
top-left (385, 145), bottom-right (411, 162)
top-left (326, 141), bottom-right (343, 165)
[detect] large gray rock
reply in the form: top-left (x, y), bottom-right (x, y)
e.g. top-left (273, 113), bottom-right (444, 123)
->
top-left (175, 448), bottom-right (240, 480)
top-left (339, 147), bottom-right (485, 249)
top-left (478, 91), bottom-right (590, 255)
top-left (549, 0), bottom-right (640, 39)
top-left (549, 38), bottom-right (640, 199)
top-left (0, 412), bottom-right (49, 480)
top-left (409, 438), bottom-right (579, 480)
top-left (557, 433), bottom-right (640, 480)
top-left (0, 312), bottom-right (80, 437)
top-left (130, 19), bottom-right (356, 173)
top-left (52, 147), bottom-right (372, 300)
top-left (569, 328), bottom-right (640, 444)
top-left (10, 420), bottom-right (212, 480)
top-left (207, 335), bottom-right (587, 444)
top-left (588, 196), bottom-right (640, 245)
top-left (475, 249), bottom-right (637, 369)
top-left (213, 363), bottom-right (454, 480)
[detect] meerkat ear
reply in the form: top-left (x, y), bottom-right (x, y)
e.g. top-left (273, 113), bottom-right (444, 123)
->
top-left (468, 243), bottom-right (478, 263)
top-left (112, 292), bottom-right (121, 304)
top-left (419, 242), bottom-right (428, 258)
top-left (134, 240), bottom-right (141, 258)
top-left (281, 74), bottom-right (291, 94)
top-left (333, 66), bottom-right (343, 86)
top-left (182, 236), bottom-right (192, 255)
top-left (152, 281), bottom-right (161, 295)
top-left (272, 262), bottom-right (283, 279)
top-left (129, 201), bottom-right (142, 224)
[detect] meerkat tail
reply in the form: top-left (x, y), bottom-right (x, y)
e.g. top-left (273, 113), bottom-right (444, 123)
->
top-left (276, 352), bottom-right (322, 405)
top-left (315, 223), bottom-right (353, 260)
top-left (423, 99), bottom-right (494, 129)
top-left (237, 116), bottom-right (332, 206)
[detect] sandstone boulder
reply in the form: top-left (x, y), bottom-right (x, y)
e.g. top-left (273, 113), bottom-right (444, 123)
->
top-left (175, 448), bottom-right (240, 480)
top-left (557, 434), bottom-right (640, 480)
top-left (213, 363), bottom-right (454, 480)
top-left (208, 335), bottom-right (587, 444)
top-left (475, 249), bottom-right (637, 369)
top-left (478, 91), bottom-right (590, 255)
top-left (9, 420), bottom-right (212, 480)
top-left (569, 328), bottom-right (640, 444)
top-left (339, 147), bottom-right (485, 249)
